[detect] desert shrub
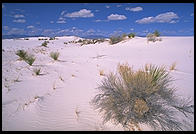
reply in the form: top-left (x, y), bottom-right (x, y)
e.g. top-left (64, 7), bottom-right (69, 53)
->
top-left (50, 51), bottom-right (60, 60)
top-left (24, 38), bottom-right (29, 40)
top-left (109, 36), bottom-right (123, 45)
top-left (41, 41), bottom-right (49, 47)
top-left (128, 33), bottom-right (135, 38)
top-left (25, 54), bottom-right (36, 66)
top-left (153, 30), bottom-right (160, 37)
top-left (49, 37), bottom-right (55, 40)
top-left (91, 63), bottom-right (193, 131)
top-left (78, 39), bottom-right (83, 43)
top-left (147, 33), bottom-right (157, 42)
top-left (33, 68), bottom-right (41, 75)
top-left (16, 50), bottom-right (28, 60)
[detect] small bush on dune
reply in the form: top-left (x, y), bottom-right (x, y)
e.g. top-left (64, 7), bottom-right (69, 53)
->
top-left (153, 30), bottom-right (160, 37)
top-left (109, 36), bottom-right (123, 45)
top-left (128, 33), bottom-right (135, 38)
top-left (41, 41), bottom-right (49, 47)
top-left (16, 50), bottom-right (28, 60)
top-left (25, 54), bottom-right (36, 66)
top-left (50, 51), bottom-right (60, 60)
top-left (91, 63), bottom-right (193, 131)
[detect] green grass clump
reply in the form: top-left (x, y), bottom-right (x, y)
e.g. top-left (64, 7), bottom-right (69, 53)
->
top-left (41, 41), bottom-right (49, 47)
top-left (16, 50), bottom-right (28, 60)
top-left (50, 51), bottom-right (60, 60)
top-left (128, 33), bottom-right (135, 38)
top-left (153, 30), bottom-right (160, 37)
top-left (91, 63), bottom-right (193, 131)
top-left (25, 54), bottom-right (36, 66)
top-left (109, 36), bottom-right (123, 45)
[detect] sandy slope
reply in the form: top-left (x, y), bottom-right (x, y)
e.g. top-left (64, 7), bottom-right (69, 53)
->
top-left (2, 36), bottom-right (194, 131)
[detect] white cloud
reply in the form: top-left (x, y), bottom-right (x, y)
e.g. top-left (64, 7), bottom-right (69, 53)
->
top-left (106, 6), bottom-right (110, 8)
top-left (14, 14), bottom-right (25, 18)
top-left (50, 21), bottom-right (54, 23)
top-left (130, 28), bottom-right (134, 31)
top-left (136, 12), bottom-right (179, 24)
top-left (65, 9), bottom-right (94, 18)
top-left (3, 26), bottom-right (9, 30)
top-left (56, 17), bottom-right (66, 23)
top-left (61, 10), bottom-right (66, 16)
top-left (13, 19), bottom-right (26, 23)
top-left (107, 14), bottom-right (127, 20)
top-left (126, 7), bottom-right (143, 12)
top-left (7, 28), bottom-right (25, 35)
top-left (56, 20), bottom-right (66, 23)
top-left (27, 25), bottom-right (34, 29)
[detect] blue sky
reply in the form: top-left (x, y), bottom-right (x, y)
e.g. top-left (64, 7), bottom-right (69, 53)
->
top-left (2, 3), bottom-right (194, 37)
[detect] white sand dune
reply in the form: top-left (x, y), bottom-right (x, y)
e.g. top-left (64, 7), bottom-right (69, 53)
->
top-left (2, 36), bottom-right (194, 131)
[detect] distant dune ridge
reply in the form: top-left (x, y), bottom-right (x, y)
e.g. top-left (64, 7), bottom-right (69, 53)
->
top-left (2, 35), bottom-right (194, 131)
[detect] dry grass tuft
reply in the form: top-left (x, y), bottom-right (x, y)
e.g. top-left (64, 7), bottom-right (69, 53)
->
top-left (170, 62), bottom-right (177, 71)
top-left (99, 70), bottom-right (105, 76)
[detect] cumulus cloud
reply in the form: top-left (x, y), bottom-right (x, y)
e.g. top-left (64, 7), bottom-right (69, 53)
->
top-left (13, 19), bottom-right (26, 23)
top-left (136, 12), bottom-right (179, 24)
top-left (27, 25), bottom-right (34, 29)
top-left (56, 17), bottom-right (66, 23)
top-left (65, 9), bottom-right (94, 18)
top-left (105, 6), bottom-right (110, 8)
top-left (14, 14), bottom-right (25, 18)
top-left (50, 21), bottom-right (54, 23)
top-left (61, 10), bottom-right (66, 16)
top-left (107, 14), bottom-right (127, 20)
top-left (7, 28), bottom-right (25, 35)
top-left (126, 7), bottom-right (143, 12)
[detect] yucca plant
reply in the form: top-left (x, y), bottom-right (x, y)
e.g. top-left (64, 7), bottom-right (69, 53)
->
top-left (25, 54), bottom-right (36, 66)
top-left (16, 50), bottom-right (28, 60)
top-left (91, 63), bottom-right (193, 131)
top-left (50, 51), bottom-right (60, 60)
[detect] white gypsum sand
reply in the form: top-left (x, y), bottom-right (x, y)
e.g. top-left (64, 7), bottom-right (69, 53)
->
top-left (2, 36), bottom-right (194, 131)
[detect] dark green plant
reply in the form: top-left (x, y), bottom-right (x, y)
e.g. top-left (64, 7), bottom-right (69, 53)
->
top-left (153, 30), bottom-right (160, 37)
top-left (91, 63), bottom-right (194, 131)
top-left (25, 54), bottom-right (36, 66)
top-left (109, 36), bottom-right (123, 45)
top-left (50, 51), bottom-right (60, 60)
top-left (128, 33), bottom-right (135, 38)
top-left (16, 50), bottom-right (28, 60)
top-left (41, 41), bottom-right (49, 47)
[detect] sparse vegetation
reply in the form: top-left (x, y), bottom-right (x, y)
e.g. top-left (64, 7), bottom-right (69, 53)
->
top-left (91, 63), bottom-right (193, 131)
top-left (16, 50), bottom-right (28, 60)
top-left (109, 35), bottom-right (123, 45)
top-left (33, 68), bottom-right (41, 75)
top-left (41, 41), bottom-right (49, 47)
top-left (128, 33), bottom-right (135, 38)
top-left (153, 30), bottom-right (160, 37)
top-left (25, 54), bottom-right (36, 66)
top-left (49, 37), bottom-right (55, 40)
top-left (24, 38), bottom-right (29, 40)
top-left (50, 51), bottom-right (60, 60)
top-left (170, 62), bottom-right (177, 71)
